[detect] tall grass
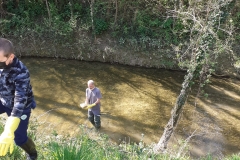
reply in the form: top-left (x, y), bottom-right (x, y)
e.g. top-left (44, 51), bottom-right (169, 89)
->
top-left (45, 132), bottom-right (169, 160)
top-left (47, 135), bottom-right (123, 160)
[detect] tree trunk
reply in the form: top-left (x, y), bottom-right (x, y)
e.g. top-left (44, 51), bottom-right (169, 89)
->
top-left (153, 68), bottom-right (194, 152)
top-left (114, 0), bottom-right (118, 26)
top-left (0, 0), bottom-right (4, 14)
top-left (90, 0), bottom-right (96, 39)
top-left (69, 0), bottom-right (73, 18)
top-left (45, 0), bottom-right (51, 24)
top-left (90, 0), bottom-right (95, 31)
top-left (153, 0), bottom-right (233, 154)
top-left (15, 0), bottom-right (19, 8)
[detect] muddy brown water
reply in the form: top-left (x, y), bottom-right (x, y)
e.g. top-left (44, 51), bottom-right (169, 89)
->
top-left (15, 58), bottom-right (240, 158)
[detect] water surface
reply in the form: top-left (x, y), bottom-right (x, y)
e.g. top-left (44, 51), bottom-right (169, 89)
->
top-left (21, 57), bottom-right (240, 158)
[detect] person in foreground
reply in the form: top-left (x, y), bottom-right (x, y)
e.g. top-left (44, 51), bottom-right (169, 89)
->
top-left (85, 80), bottom-right (102, 129)
top-left (0, 38), bottom-right (37, 160)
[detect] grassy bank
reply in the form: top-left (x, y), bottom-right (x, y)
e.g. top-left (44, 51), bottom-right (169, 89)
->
top-left (0, 120), bottom-right (239, 160)
top-left (0, 123), bottom-right (168, 160)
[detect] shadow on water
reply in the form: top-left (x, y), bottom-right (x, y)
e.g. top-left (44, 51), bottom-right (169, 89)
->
top-left (178, 78), bottom-right (240, 158)
top-left (18, 57), bottom-right (240, 158)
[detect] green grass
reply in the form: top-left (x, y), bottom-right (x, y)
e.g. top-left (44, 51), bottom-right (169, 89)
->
top-left (0, 122), bottom-right (239, 160)
top-left (225, 154), bottom-right (240, 160)
top-left (43, 129), bottom-right (167, 160)
top-left (0, 122), bottom-right (169, 160)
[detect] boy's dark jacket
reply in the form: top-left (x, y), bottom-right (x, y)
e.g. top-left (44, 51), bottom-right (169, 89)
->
top-left (0, 57), bottom-right (36, 117)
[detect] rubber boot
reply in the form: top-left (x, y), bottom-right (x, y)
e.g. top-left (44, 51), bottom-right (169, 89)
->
top-left (88, 116), bottom-right (95, 126)
top-left (94, 115), bottom-right (101, 129)
top-left (20, 137), bottom-right (38, 160)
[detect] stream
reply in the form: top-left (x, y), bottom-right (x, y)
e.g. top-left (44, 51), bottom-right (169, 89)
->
top-left (19, 57), bottom-right (240, 158)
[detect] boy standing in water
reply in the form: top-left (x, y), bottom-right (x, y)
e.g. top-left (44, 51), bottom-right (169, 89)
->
top-left (0, 38), bottom-right (37, 160)
top-left (85, 80), bottom-right (102, 129)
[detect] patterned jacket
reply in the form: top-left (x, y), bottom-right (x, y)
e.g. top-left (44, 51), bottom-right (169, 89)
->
top-left (0, 57), bottom-right (36, 117)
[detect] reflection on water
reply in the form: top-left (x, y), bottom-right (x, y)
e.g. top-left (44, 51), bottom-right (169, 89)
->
top-left (20, 57), bottom-right (240, 158)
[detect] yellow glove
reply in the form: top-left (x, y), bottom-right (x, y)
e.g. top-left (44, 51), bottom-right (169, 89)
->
top-left (0, 116), bottom-right (20, 156)
top-left (85, 103), bottom-right (96, 109)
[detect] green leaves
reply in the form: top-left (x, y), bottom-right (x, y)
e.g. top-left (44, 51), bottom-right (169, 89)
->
top-left (94, 19), bottom-right (108, 35)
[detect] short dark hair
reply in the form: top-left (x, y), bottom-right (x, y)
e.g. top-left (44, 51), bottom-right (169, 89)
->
top-left (0, 38), bottom-right (14, 57)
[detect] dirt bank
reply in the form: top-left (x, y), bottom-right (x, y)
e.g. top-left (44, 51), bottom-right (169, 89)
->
top-left (8, 33), bottom-right (240, 79)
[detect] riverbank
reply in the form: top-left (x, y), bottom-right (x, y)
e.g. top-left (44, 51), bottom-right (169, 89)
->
top-left (6, 31), bottom-right (239, 80)
top-left (0, 121), bottom-right (175, 160)
top-left (0, 121), bottom-right (239, 160)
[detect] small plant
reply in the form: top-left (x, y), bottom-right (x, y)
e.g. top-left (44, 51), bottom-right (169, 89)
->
top-left (51, 130), bottom-right (58, 137)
